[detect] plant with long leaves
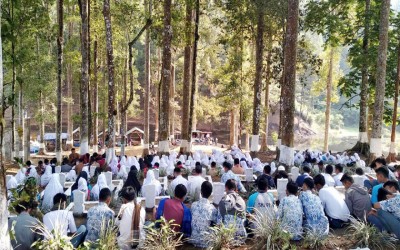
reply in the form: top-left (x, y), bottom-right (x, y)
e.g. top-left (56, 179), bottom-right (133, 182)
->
top-left (347, 216), bottom-right (397, 250)
top-left (141, 217), bottom-right (184, 250)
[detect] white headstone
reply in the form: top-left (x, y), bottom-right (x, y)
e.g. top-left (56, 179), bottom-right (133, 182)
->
top-left (212, 183), bottom-right (225, 205)
top-left (6, 175), bottom-right (12, 184)
top-left (89, 165), bottom-right (97, 177)
top-left (291, 167), bottom-right (299, 182)
top-left (202, 168), bottom-right (206, 178)
top-left (104, 171), bottom-right (112, 187)
top-left (59, 173), bottom-right (66, 188)
top-left (154, 169), bottom-right (160, 179)
top-left (353, 175), bottom-right (365, 187)
top-left (277, 178), bottom-right (288, 201)
top-left (73, 190), bottom-right (85, 214)
top-left (143, 184), bottom-right (156, 208)
top-left (245, 168), bottom-right (253, 182)
top-left (55, 166), bottom-right (61, 174)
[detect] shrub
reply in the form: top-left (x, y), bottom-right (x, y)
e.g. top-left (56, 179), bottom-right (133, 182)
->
top-left (347, 216), bottom-right (397, 250)
top-left (206, 221), bottom-right (238, 250)
top-left (142, 217), bottom-right (184, 250)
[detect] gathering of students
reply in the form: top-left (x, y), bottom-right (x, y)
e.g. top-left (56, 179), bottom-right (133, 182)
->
top-left (6, 148), bottom-right (400, 249)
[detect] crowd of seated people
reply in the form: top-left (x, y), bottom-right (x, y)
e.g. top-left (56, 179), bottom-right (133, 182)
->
top-left (6, 148), bottom-right (400, 249)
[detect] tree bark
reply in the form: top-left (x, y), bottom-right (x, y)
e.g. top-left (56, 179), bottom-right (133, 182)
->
top-left (87, 0), bottom-right (92, 150)
top-left (158, 0), bottom-right (172, 153)
top-left (0, 0), bottom-right (12, 245)
top-left (103, 0), bottom-right (116, 162)
top-left (143, 0), bottom-right (152, 156)
top-left (229, 109), bottom-right (237, 146)
top-left (11, 0), bottom-right (15, 157)
top-left (169, 64), bottom-right (176, 140)
top-left (56, 0), bottom-right (64, 162)
top-left (38, 90), bottom-right (45, 155)
top-left (324, 48), bottom-right (334, 153)
top-left (251, 3), bottom-right (265, 155)
top-left (276, 19), bottom-right (286, 160)
top-left (180, 0), bottom-right (193, 153)
top-left (369, 0), bottom-right (391, 161)
top-left (66, 6), bottom-right (74, 149)
top-left (93, 40), bottom-right (98, 150)
top-left (387, 39), bottom-right (400, 162)
top-left (188, 0), bottom-right (200, 150)
top-left (279, 0), bottom-right (299, 166)
top-left (352, 0), bottom-right (370, 155)
top-left (120, 55), bottom-right (128, 156)
top-left (261, 50), bottom-right (271, 152)
top-left (79, 0), bottom-right (89, 154)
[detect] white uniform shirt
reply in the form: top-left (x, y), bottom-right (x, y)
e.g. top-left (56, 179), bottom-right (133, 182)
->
top-left (188, 175), bottom-right (206, 200)
top-left (334, 173), bottom-right (344, 186)
top-left (170, 175), bottom-right (189, 193)
top-left (116, 202), bottom-right (146, 250)
top-left (43, 210), bottom-right (77, 236)
top-left (322, 173), bottom-right (336, 187)
top-left (318, 186), bottom-right (350, 221)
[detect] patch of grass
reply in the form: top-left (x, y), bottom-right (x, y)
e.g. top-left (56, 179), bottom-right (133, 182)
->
top-left (347, 216), bottom-right (397, 250)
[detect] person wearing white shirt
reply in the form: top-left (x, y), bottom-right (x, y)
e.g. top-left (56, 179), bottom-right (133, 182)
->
top-left (334, 165), bottom-right (344, 186)
top-left (188, 165), bottom-right (206, 201)
top-left (116, 186), bottom-right (145, 249)
top-left (322, 165), bottom-right (336, 187)
top-left (314, 174), bottom-right (350, 229)
top-left (43, 193), bottom-right (86, 248)
top-left (170, 167), bottom-right (189, 195)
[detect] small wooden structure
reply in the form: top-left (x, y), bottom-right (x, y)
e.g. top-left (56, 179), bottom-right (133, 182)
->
top-left (126, 127), bottom-right (144, 146)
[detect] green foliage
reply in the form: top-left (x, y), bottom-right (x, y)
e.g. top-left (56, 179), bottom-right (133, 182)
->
top-left (8, 177), bottom-right (40, 216)
top-left (206, 220), bottom-right (239, 250)
top-left (142, 217), bottom-right (184, 250)
top-left (301, 228), bottom-right (330, 250)
top-left (83, 219), bottom-right (119, 250)
top-left (31, 220), bottom-right (74, 250)
top-left (250, 208), bottom-right (294, 250)
top-left (347, 216), bottom-right (397, 250)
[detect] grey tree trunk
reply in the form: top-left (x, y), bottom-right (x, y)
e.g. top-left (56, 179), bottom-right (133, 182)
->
top-left (56, 0), bottom-right (64, 162)
top-left (369, 0), bottom-right (391, 161)
top-left (279, 0), bottom-right (299, 166)
top-left (261, 49), bottom-right (271, 152)
top-left (103, 0), bottom-right (116, 162)
top-left (93, 40), bottom-right (98, 149)
top-left (251, 2), bottom-right (265, 155)
top-left (79, 0), bottom-right (89, 154)
top-left (180, 0), bottom-right (192, 153)
top-left (143, 0), bottom-right (152, 157)
top-left (169, 65), bottom-right (176, 140)
top-left (352, 0), bottom-right (370, 154)
top-left (188, 0), bottom-right (200, 150)
top-left (158, 0), bottom-right (172, 153)
top-left (323, 48), bottom-right (334, 153)
top-left (387, 39), bottom-right (400, 162)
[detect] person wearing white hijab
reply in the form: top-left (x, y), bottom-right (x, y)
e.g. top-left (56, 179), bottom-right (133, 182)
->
top-left (78, 177), bottom-right (89, 200)
top-left (41, 165), bottom-right (53, 187)
top-left (252, 158), bottom-right (264, 173)
top-left (15, 167), bottom-right (26, 184)
top-left (66, 169), bottom-right (77, 182)
top-left (91, 173), bottom-right (109, 201)
top-left (42, 174), bottom-right (64, 213)
top-left (118, 163), bottom-right (128, 180)
top-left (7, 176), bottom-right (18, 197)
top-left (141, 170), bottom-right (162, 197)
top-left (109, 157), bottom-right (119, 176)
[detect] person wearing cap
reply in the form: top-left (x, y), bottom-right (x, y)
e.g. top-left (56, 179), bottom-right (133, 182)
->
top-left (221, 162), bottom-right (246, 193)
top-left (188, 165), bottom-right (206, 201)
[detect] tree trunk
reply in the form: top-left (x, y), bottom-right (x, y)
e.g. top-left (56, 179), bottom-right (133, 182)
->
top-left (120, 55), bottom-right (128, 157)
top-left (251, 3), bottom-right (265, 155)
top-left (66, 7), bottom-right (74, 149)
top-left (0, 1), bottom-right (11, 244)
top-left (323, 48), bottom-right (334, 153)
top-left (87, 0), bottom-right (92, 150)
top-left (261, 50), bottom-right (271, 152)
top-left (93, 40), bottom-right (98, 150)
top-left (158, 0), bottom-right (172, 153)
top-left (276, 20), bottom-right (286, 160)
top-left (38, 90), bottom-right (45, 155)
top-left (169, 64), bottom-right (176, 141)
top-left (180, 0), bottom-right (193, 153)
top-left (143, 0), bottom-right (152, 157)
top-left (279, 0), bottom-right (299, 166)
top-left (369, 0), bottom-right (391, 161)
top-left (11, 0), bottom-right (15, 157)
top-left (188, 0), bottom-right (200, 151)
top-left (352, 0), bottom-right (370, 155)
top-left (387, 39), bottom-right (400, 162)
top-left (229, 109), bottom-right (237, 146)
top-left (79, 0), bottom-right (89, 155)
top-left (103, 0), bottom-right (116, 162)
top-left (56, 0), bottom-right (64, 162)
top-left (24, 117), bottom-right (30, 161)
